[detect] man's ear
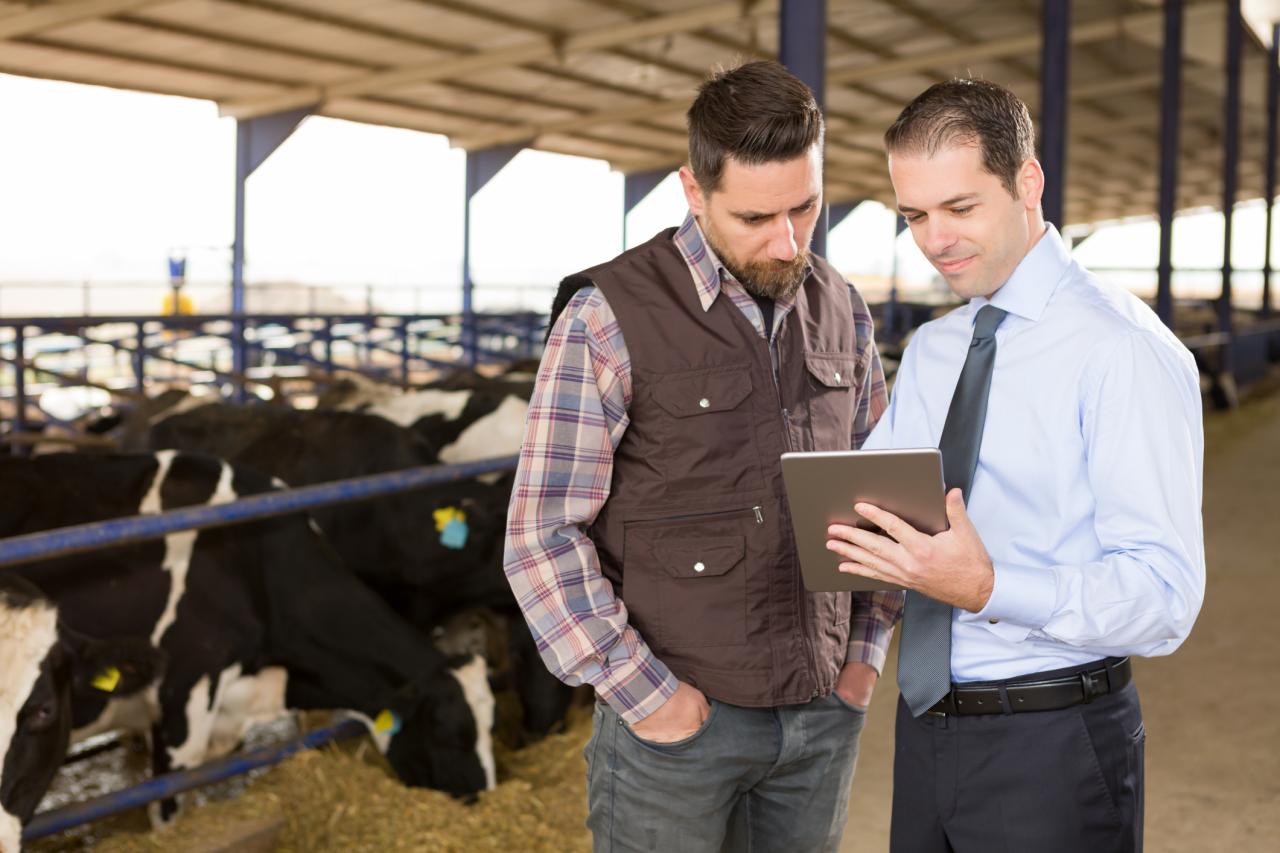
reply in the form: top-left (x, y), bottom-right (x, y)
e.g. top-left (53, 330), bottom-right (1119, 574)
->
top-left (1018, 158), bottom-right (1045, 211)
top-left (678, 165), bottom-right (706, 217)
top-left (62, 631), bottom-right (164, 698)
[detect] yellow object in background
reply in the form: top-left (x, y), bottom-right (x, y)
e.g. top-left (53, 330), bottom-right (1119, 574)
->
top-left (161, 290), bottom-right (195, 315)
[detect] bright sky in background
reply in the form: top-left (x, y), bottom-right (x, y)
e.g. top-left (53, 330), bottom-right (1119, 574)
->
top-left (1, 72), bottom-right (1276, 314)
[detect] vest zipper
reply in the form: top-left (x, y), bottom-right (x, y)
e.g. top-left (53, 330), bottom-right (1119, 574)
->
top-left (766, 341), bottom-right (818, 697)
top-left (627, 505), bottom-right (764, 528)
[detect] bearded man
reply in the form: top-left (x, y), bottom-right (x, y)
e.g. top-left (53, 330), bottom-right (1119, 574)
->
top-left (503, 60), bottom-right (901, 853)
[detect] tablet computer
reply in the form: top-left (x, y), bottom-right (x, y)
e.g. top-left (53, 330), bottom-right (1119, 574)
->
top-left (780, 448), bottom-right (948, 592)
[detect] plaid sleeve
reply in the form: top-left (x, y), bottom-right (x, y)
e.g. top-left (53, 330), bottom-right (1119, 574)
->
top-left (502, 286), bottom-right (678, 725)
top-left (845, 284), bottom-right (905, 671)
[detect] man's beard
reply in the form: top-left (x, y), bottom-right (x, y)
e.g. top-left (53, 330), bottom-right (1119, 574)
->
top-left (704, 223), bottom-right (810, 301)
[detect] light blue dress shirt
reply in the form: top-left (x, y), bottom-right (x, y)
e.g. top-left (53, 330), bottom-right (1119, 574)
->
top-left (864, 225), bottom-right (1205, 682)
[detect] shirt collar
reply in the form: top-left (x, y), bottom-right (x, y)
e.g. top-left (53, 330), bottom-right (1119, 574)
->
top-left (673, 212), bottom-right (728, 312)
top-left (972, 222), bottom-right (1071, 323)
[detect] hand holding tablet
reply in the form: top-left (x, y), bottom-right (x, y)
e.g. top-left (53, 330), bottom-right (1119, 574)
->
top-left (779, 449), bottom-right (949, 593)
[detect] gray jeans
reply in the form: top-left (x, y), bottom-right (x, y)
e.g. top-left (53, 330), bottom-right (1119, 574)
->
top-left (585, 692), bottom-right (867, 853)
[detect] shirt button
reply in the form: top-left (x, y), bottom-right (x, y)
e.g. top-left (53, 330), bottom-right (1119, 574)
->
top-left (698, 398), bottom-right (710, 408)
top-left (693, 562), bottom-right (706, 573)
top-left (834, 371), bottom-right (842, 382)
top-left (988, 618), bottom-right (1000, 625)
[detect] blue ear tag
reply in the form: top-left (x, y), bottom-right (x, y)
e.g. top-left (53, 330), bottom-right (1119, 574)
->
top-left (440, 517), bottom-right (469, 550)
top-left (374, 709), bottom-right (402, 737)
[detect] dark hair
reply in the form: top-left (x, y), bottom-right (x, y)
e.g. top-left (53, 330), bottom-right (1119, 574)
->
top-left (686, 60), bottom-right (824, 193)
top-left (883, 78), bottom-right (1035, 195)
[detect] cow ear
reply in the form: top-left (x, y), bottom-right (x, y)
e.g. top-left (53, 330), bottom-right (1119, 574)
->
top-left (63, 633), bottom-right (164, 698)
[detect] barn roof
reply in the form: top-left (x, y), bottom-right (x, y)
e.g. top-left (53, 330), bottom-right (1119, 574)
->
top-left (1, 0), bottom-right (1276, 225)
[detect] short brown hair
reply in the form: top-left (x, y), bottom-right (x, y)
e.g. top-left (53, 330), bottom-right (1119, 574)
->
top-left (686, 60), bottom-right (824, 193)
top-left (883, 78), bottom-right (1035, 196)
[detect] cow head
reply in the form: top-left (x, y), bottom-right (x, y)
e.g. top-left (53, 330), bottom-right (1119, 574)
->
top-left (0, 578), bottom-right (161, 851)
top-left (383, 653), bottom-right (496, 800)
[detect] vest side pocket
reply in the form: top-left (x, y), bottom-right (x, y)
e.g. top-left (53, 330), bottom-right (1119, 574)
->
top-left (622, 509), bottom-right (755, 650)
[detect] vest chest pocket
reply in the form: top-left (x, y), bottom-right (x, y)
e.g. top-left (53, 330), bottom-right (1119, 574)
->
top-left (802, 350), bottom-right (862, 452)
top-left (643, 365), bottom-right (762, 494)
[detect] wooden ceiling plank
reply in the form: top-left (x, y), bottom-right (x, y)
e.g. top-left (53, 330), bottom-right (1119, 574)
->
top-left (218, 0), bottom-right (766, 119)
top-left (0, 0), bottom-right (170, 40)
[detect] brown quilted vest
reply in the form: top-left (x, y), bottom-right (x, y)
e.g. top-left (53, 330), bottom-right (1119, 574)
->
top-left (564, 228), bottom-right (871, 707)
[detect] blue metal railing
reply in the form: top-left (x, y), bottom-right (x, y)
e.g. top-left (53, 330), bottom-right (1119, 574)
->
top-left (0, 454), bottom-right (520, 569)
top-left (1, 311), bottom-right (547, 445)
top-left (22, 719), bottom-right (367, 841)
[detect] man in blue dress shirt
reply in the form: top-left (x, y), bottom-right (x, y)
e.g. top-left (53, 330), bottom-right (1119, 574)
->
top-left (825, 79), bottom-right (1204, 852)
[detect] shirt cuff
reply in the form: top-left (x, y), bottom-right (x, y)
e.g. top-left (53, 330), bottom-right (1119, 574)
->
top-left (844, 610), bottom-right (899, 674)
top-left (592, 631), bottom-right (679, 725)
top-left (976, 560), bottom-right (1057, 630)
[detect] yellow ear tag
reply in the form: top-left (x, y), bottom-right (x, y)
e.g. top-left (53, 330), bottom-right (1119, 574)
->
top-left (433, 506), bottom-right (466, 533)
top-left (92, 666), bottom-right (122, 693)
top-left (374, 709), bottom-right (402, 736)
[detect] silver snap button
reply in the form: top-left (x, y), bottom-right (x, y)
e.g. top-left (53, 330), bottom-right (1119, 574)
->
top-left (834, 371), bottom-right (842, 382)
top-left (693, 562), bottom-right (706, 573)
top-left (988, 618), bottom-right (999, 625)
top-left (698, 398), bottom-right (710, 408)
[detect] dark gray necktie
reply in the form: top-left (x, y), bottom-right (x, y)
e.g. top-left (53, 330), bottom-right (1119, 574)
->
top-left (896, 304), bottom-right (1008, 716)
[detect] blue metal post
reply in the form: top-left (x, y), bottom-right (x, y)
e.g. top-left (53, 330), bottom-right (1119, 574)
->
top-left (827, 200), bottom-right (862, 234)
top-left (779, 0), bottom-right (827, 256)
top-left (1156, 0), bottom-right (1183, 329)
top-left (1263, 23), bottom-right (1278, 319)
top-left (399, 318), bottom-right (411, 388)
top-left (623, 167), bottom-right (672, 249)
top-left (133, 322), bottom-right (146, 392)
top-left (321, 317), bottom-right (334, 376)
top-left (232, 106), bottom-right (313, 400)
top-left (1221, 0), bottom-right (1242, 355)
top-left (463, 143), bottom-right (524, 368)
top-left (1040, 0), bottom-right (1071, 229)
top-left (12, 325), bottom-right (26, 446)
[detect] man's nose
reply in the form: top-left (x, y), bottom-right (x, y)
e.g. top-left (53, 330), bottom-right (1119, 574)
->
top-left (766, 216), bottom-right (798, 262)
top-left (923, 219), bottom-right (958, 257)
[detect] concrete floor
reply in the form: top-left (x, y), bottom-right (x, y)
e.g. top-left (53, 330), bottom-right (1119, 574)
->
top-left (841, 388), bottom-right (1280, 852)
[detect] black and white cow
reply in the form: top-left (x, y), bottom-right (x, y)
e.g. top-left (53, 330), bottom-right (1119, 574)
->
top-left (0, 452), bottom-right (494, 844)
top-left (148, 406), bottom-right (510, 600)
top-left (315, 370), bottom-right (531, 469)
top-left (148, 390), bottom-right (575, 742)
top-left (0, 573), bottom-right (162, 852)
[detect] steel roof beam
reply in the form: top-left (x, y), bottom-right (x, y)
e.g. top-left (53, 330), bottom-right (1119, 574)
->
top-left (826, 1), bottom-right (1219, 87)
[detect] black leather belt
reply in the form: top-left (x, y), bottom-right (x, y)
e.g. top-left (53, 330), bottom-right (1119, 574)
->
top-left (926, 657), bottom-right (1132, 716)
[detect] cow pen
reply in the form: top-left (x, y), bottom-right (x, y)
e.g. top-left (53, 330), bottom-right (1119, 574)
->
top-left (0, 451), bottom-right (519, 844)
top-left (21, 720), bottom-right (367, 843)
top-left (0, 310), bottom-right (546, 444)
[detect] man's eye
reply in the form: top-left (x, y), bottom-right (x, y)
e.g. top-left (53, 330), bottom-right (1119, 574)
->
top-left (952, 206), bottom-right (973, 216)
